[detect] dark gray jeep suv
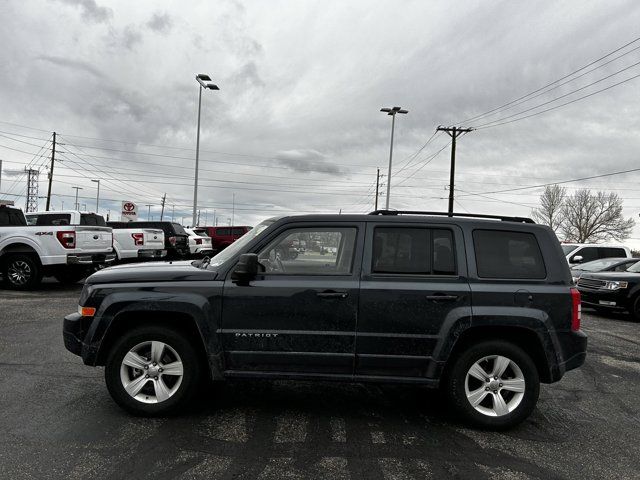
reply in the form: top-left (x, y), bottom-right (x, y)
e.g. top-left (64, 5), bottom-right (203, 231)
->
top-left (63, 211), bottom-right (586, 429)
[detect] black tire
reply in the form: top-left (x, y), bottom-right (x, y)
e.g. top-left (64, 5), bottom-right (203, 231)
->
top-left (1, 254), bottom-right (43, 290)
top-left (444, 340), bottom-right (539, 430)
top-left (629, 295), bottom-right (640, 322)
top-left (105, 325), bottom-right (202, 416)
top-left (54, 268), bottom-right (90, 285)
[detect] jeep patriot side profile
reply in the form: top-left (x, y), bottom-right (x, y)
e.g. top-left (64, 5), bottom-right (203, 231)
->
top-left (63, 211), bottom-right (587, 429)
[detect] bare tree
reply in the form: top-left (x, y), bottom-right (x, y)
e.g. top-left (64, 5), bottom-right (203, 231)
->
top-left (560, 189), bottom-right (634, 242)
top-left (531, 185), bottom-right (566, 232)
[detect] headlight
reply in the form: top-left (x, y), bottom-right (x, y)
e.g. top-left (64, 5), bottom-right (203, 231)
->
top-left (603, 281), bottom-right (628, 290)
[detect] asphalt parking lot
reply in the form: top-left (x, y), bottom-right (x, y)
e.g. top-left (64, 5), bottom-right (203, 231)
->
top-left (0, 284), bottom-right (638, 480)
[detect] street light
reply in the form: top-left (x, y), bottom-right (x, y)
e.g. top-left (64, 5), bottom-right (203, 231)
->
top-left (91, 179), bottom-right (100, 213)
top-left (72, 186), bottom-right (83, 211)
top-left (380, 106), bottom-right (408, 209)
top-left (192, 73), bottom-right (220, 227)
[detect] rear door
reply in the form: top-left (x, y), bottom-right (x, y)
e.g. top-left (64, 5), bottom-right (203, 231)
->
top-left (356, 222), bottom-right (471, 378)
top-left (74, 226), bottom-right (113, 253)
top-left (143, 229), bottom-right (164, 249)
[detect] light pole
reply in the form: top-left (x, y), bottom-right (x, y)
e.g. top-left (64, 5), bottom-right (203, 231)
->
top-left (380, 106), bottom-right (408, 209)
top-left (91, 179), bottom-right (100, 213)
top-left (192, 73), bottom-right (220, 227)
top-left (72, 186), bottom-right (83, 210)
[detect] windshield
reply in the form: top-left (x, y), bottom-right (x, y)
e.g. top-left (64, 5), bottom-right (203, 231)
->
top-left (208, 219), bottom-right (276, 267)
top-left (562, 244), bottom-right (578, 255)
top-left (626, 261), bottom-right (640, 273)
top-left (574, 258), bottom-right (623, 272)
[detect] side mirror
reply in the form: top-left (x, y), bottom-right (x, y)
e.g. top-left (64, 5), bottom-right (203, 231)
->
top-left (231, 253), bottom-right (260, 285)
top-left (572, 255), bottom-right (583, 264)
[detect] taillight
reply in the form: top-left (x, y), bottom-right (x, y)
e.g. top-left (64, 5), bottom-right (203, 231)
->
top-left (168, 236), bottom-right (177, 245)
top-left (195, 238), bottom-right (203, 245)
top-left (570, 287), bottom-right (581, 331)
top-left (56, 231), bottom-right (76, 249)
top-left (131, 233), bottom-right (144, 246)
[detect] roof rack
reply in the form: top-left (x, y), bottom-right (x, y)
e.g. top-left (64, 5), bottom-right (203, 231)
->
top-left (368, 210), bottom-right (535, 224)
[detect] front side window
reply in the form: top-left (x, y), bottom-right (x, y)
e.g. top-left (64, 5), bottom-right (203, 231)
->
top-left (258, 227), bottom-right (357, 275)
top-left (473, 230), bottom-right (546, 279)
top-left (372, 227), bottom-right (456, 275)
top-left (573, 247), bottom-right (598, 263)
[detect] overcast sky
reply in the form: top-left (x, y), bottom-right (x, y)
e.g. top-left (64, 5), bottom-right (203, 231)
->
top-left (1, 0), bottom-right (640, 245)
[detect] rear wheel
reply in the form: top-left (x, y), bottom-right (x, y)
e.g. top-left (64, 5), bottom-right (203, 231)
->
top-left (105, 326), bottom-right (202, 416)
top-left (1, 254), bottom-right (43, 290)
top-left (444, 340), bottom-right (539, 429)
top-left (630, 295), bottom-right (640, 322)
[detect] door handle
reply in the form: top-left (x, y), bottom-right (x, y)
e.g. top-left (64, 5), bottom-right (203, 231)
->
top-left (317, 290), bottom-right (349, 299)
top-left (425, 294), bottom-right (459, 302)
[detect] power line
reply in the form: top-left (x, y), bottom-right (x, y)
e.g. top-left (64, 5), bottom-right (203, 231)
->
top-left (459, 35), bottom-right (640, 124)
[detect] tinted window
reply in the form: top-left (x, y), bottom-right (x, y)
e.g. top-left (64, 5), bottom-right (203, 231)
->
top-left (171, 223), bottom-right (186, 235)
top-left (0, 209), bottom-right (27, 226)
top-left (34, 213), bottom-right (71, 226)
top-left (232, 227), bottom-right (246, 236)
top-left (562, 244), bottom-right (578, 255)
top-left (80, 214), bottom-right (106, 226)
top-left (372, 227), bottom-right (456, 275)
top-left (258, 227), bottom-right (357, 275)
top-left (572, 247), bottom-right (597, 263)
top-left (217, 228), bottom-right (231, 236)
top-left (473, 230), bottom-right (546, 279)
top-left (600, 247), bottom-right (626, 258)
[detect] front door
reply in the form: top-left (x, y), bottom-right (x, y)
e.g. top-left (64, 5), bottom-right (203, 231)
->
top-left (356, 223), bottom-right (471, 378)
top-left (221, 222), bottom-right (364, 376)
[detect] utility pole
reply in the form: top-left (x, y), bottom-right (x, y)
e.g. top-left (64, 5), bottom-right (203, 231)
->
top-left (72, 186), bottom-right (83, 211)
top-left (46, 132), bottom-right (56, 211)
top-left (171, 204), bottom-right (175, 221)
top-left (197, 209), bottom-right (201, 226)
top-left (145, 204), bottom-right (153, 221)
top-left (0, 159), bottom-right (3, 191)
top-left (231, 193), bottom-right (235, 231)
top-left (436, 126), bottom-right (473, 215)
top-left (25, 168), bottom-right (40, 212)
top-left (160, 193), bottom-right (166, 221)
top-left (374, 168), bottom-right (380, 210)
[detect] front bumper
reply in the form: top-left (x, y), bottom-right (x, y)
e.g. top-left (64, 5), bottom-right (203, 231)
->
top-left (63, 312), bottom-right (91, 358)
top-left (578, 287), bottom-right (629, 311)
top-left (67, 253), bottom-right (117, 265)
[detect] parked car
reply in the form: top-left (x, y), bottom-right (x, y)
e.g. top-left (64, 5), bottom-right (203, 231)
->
top-left (1, 206), bottom-right (115, 289)
top-left (570, 257), bottom-right (639, 283)
top-left (26, 210), bottom-right (107, 227)
top-left (185, 228), bottom-right (214, 258)
top-left (63, 210), bottom-right (586, 429)
top-left (561, 243), bottom-right (631, 265)
top-left (106, 222), bottom-right (166, 262)
top-left (193, 225), bottom-right (251, 253)
top-left (119, 221), bottom-right (190, 259)
top-left (577, 261), bottom-right (640, 320)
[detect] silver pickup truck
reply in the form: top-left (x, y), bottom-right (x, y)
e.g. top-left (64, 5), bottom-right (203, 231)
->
top-left (1, 206), bottom-right (115, 289)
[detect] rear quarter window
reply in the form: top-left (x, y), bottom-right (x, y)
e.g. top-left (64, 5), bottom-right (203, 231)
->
top-left (473, 229), bottom-right (546, 279)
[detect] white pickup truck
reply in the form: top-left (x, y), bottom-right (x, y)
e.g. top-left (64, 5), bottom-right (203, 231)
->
top-left (26, 212), bottom-right (166, 263)
top-left (106, 221), bottom-right (166, 262)
top-left (1, 206), bottom-right (115, 289)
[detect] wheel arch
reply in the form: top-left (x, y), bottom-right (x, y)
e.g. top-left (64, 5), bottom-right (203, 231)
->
top-left (0, 242), bottom-right (43, 264)
top-left (443, 325), bottom-right (554, 383)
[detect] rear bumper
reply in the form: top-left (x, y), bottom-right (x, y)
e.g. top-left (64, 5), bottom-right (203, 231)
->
top-left (552, 330), bottom-right (588, 381)
top-left (137, 249), bottom-right (167, 259)
top-left (67, 253), bottom-right (116, 265)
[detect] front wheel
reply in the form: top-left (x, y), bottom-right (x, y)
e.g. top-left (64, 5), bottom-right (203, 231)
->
top-left (105, 326), bottom-right (202, 416)
top-left (444, 340), bottom-right (539, 429)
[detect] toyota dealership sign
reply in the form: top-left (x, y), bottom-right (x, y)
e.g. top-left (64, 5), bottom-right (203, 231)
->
top-left (121, 201), bottom-right (138, 222)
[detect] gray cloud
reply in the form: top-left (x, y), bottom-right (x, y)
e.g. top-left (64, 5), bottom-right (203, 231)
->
top-left (54, 0), bottom-right (112, 23)
top-left (146, 13), bottom-right (173, 35)
top-left (121, 25), bottom-right (143, 50)
top-left (275, 150), bottom-right (342, 175)
top-left (37, 55), bottom-right (104, 78)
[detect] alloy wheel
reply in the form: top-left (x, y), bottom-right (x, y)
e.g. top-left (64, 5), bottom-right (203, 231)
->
top-left (464, 355), bottom-right (525, 417)
top-left (8, 260), bottom-right (32, 286)
top-left (119, 341), bottom-right (184, 404)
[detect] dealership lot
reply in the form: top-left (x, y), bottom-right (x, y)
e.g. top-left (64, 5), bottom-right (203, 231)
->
top-left (0, 285), bottom-right (638, 480)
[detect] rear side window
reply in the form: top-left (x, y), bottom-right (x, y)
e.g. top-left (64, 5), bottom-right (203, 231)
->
top-left (0, 209), bottom-right (27, 226)
top-left (372, 227), bottom-right (456, 275)
top-left (600, 247), bottom-right (626, 258)
top-left (80, 214), bottom-right (106, 226)
top-left (232, 227), bottom-right (246, 236)
top-left (217, 228), bottom-right (231, 236)
top-left (473, 230), bottom-right (546, 279)
top-left (171, 223), bottom-right (186, 235)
